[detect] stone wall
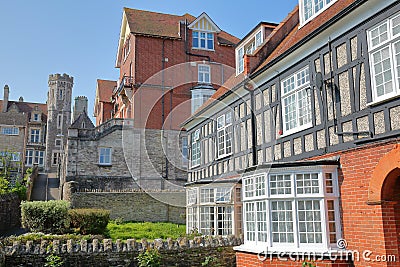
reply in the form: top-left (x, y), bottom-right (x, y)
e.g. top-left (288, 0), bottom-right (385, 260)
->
top-left (1, 236), bottom-right (242, 267)
top-left (0, 193), bottom-right (20, 234)
top-left (26, 166), bottom-right (39, 201)
top-left (68, 190), bottom-right (186, 224)
top-left (62, 120), bottom-right (187, 193)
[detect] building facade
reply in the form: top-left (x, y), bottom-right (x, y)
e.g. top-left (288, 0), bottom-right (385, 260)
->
top-left (0, 73), bottom-right (74, 175)
top-left (183, 0), bottom-right (400, 266)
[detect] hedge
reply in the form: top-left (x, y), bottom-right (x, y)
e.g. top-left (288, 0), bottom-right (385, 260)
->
top-left (21, 200), bottom-right (70, 234)
top-left (68, 209), bottom-right (110, 235)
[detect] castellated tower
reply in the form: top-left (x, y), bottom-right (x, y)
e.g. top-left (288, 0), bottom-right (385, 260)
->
top-left (45, 73), bottom-right (73, 172)
top-left (72, 96), bottom-right (88, 122)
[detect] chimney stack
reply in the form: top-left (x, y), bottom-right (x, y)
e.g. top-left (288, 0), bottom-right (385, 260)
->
top-left (3, 85), bottom-right (9, 113)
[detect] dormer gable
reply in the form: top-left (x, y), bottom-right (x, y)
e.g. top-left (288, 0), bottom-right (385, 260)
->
top-left (299, 0), bottom-right (337, 26)
top-left (188, 12), bottom-right (221, 33)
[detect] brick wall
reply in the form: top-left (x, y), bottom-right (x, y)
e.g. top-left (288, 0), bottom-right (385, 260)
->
top-left (0, 193), bottom-right (20, 233)
top-left (236, 252), bottom-right (353, 267)
top-left (69, 191), bottom-right (185, 224)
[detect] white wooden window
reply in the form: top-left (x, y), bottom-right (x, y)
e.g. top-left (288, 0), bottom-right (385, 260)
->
top-left (30, 129), bottom-right (40, 143)
top-left (198, 64), bottom-right (211, 83)
top-left (200, 206), bottom-right (215, 235)
top-left (52, 152), bottom-right (60, 166)
top-left (281, 67), bottom-right (312, 135)
top-left (215, 187), bottom-right (231, 203)
top-left (237, 47), bottom-right (244, 74)
top-left (216, 206), bottom-right (233, 235)
top-left (99, 147), bottom-right (112, 165)
top-left (191, 129), bottom-right (201, 167)
top-left (187, 188), bottom-right (198, 205)
top-left (25, 150), bottom-right (34, 166)
top-left (216, 113), bottom-right (232, 158)
top-left (242, 167), bottom-right (341, 252)
top-left (299, 0), bottom-right (337, 26)
top-left (367, 12), bottom-right (400, 103)
top-left (33, 151), bottom-right (44, 166)
top-left (187, 207), bottom-right (198, 233)
top-left (1, 127), bottom-right (19, 135)
top-left (193, 31), bottom-right (214, 50)
top-left (200, 188), bottom-right (214, 203)
top-left (55, 139), bottom-right (62, 147)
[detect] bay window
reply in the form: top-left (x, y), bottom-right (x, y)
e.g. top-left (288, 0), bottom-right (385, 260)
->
top-left (281, 66), bottom-right (312, 135)
top-left (241, 166), bottom-right (341, 252)
top-left (186, 185), bottom-right (235, 236)
top-left (367, 11), bottom-right (400, 102)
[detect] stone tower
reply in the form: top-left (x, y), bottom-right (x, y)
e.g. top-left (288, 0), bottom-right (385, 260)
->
top-left (72, 96), bottom-right (88, 122)
top-left (45, 73), bottom-right (73, 172)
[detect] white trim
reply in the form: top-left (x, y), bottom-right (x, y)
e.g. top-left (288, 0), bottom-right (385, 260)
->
top-left (188, 12), bottom-right (221, 33)
top-left (98, 147), bottom-right (112, 166)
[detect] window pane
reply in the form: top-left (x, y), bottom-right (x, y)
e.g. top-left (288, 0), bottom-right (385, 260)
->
top-left (217, 206), bottom-right (232, 235)
top-left (200, 206), bottom-right (215, 235)
top-left (245, 203), bottom-right (256, 241)
top-left (303, 0), bottom-right (313, 21)
top-left (392, 14), bottom-right (400, 37)
top-left (296, 173), bottom-right (319, 194)
top-left (270, 174), bottom-right (292, 195)
top-left (271, 201), bottom-right (294, 243)
top-left (257, 201), bottom-right (268, 242)
top-left (298, 200), bottom-right (323, 243)
top-left (372, 46), bottom-right (393, 97)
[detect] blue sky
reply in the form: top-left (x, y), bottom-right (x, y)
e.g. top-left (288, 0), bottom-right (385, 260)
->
top-left (0, 0), bottom-right (297, 121)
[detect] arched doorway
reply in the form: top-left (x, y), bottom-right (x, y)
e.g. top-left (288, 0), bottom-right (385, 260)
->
top-left (368, 144), bottom-right (400, 264)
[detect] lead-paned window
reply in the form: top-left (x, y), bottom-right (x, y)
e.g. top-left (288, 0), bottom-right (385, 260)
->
top-left (367, 12), bottom-right (400, 102)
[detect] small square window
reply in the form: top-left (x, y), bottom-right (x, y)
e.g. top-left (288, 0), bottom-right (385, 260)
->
top-left (99, 147), bottom-right (112, 165)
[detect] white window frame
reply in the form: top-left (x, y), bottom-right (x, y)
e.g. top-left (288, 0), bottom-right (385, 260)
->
top-left (367, 11), bottom-right (400, 103)
top-left (281, 66), bottom-right (312, 136)
top-left (1, 127), bottom-right (19, 135)
top-left (215, 187), bottom-right (232, 203)
top-left (98, 147), bottom-right (112, 166)
top-left (299, 0), bottom-right (337, 26)
top-left (198, 64), bottom-right (211, 84)
top-left (34, 151), bottom-right (44, 166)
top-left (190, 129), bottom-right (201, 168)
top-left (51, 152), bottom-right (61, 166)
top-left (30, 129), bottom-right (40, 143)
top-left (192, 31), bottom-right (214, 50)
top-left (25, 150), bottom-right (34, 166)
top-left (187, 188), bottom-right (198, 206)
top-left (236, 47), bottom-right (244, 75)
top-left (216, 113), bottom-right (232, 158)
top-left (241, 166), bottom-right (341, 253)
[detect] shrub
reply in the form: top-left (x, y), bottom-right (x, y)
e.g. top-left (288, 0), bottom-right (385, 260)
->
top-left (69, 208), bottom-right (110, 235)
top-left (21, 200), bottom-right (70, 234)
top-left (137, 249), bottom-right (161, 267)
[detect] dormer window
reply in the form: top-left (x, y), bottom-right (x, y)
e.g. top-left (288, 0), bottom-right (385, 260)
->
top-left (193, 31), bottom-right (214, 50)
top-left (236, 29), bottom-right (265, 75)
top-left (300, 0), bottom-right (337, 26)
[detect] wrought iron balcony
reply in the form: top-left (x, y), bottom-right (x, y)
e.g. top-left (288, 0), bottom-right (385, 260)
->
top-left (116, 76), bottom-right (134, 94)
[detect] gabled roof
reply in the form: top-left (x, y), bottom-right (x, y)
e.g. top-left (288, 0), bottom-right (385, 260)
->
top-left (0, 100), bottom-right (47, 115)
top-left (70, 111), bottom-right (95, 129)
top-left (188, 12), bottom-right (221, 32)
top-left (254, 0), bottom-right (360, 73)
top-left (96, 79), bottom-right (116, 103)
top-left (124, 8), bottom-right (195, 39)
top-left (116, 8), bottom-right (240, 67)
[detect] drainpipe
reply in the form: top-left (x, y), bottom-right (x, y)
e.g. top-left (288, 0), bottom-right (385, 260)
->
top-left (184, 20), bottom-right (210, 62)
top-left (243, 80), bottom-right (257, 167)
top-left (161, 38), bottom-right (167, 188)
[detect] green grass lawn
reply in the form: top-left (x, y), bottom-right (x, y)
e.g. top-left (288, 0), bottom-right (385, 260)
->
top-left (106, 221), bottom-right (186, 241)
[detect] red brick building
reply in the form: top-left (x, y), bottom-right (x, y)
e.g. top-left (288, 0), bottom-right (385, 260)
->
top-left (94, 79), bottom-right (116, 126)
top-left (94, 8), bottom-right (239, 130)
top-left (183, 0), bottom-right (400, 266)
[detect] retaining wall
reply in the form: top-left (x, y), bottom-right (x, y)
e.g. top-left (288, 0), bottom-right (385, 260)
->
top-left (1, 236), bottom-right (242, 267)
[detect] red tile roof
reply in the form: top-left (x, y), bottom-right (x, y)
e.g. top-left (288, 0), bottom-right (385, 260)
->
top-left (255, 0), bottom-right (358, 72)
top-left (97, 79), bottom-right (116, 103)
top-left (124, 8), bottom-right (239, 45)
top-left (189, 0), bottom-right (361, 119)
top-left (0, 100), bottom-right (47, 115)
